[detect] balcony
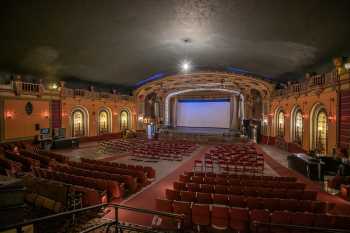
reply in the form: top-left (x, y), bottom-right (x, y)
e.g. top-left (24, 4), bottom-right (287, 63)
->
top-left (272, 70), bottom-right (340, 98)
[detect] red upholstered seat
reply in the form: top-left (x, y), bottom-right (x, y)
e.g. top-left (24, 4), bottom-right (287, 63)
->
top-left (211, 205), bottom-right (229, 230)
top-left (155, 198), bottom-right (173, 212)
top-left (229, 207), bottom-right (249, 233)
top-left (200, 184), bottom-right (214, 193)
top-left (165, 189), bottom-right (179, 201)
top-left (250, 209), bottom-right (270, 233)
top-left (279, 198), bottom-right (298, 212)
top-left (192, 204), bottom-right (210, 231)
top-left (270, 211), bottom-right (292, 233)
top-left (290, 212), bottom-right (315, 226)
top-left (213, 193), bottom-right (229, 205)
top-left (246, 197), bottom-right (263, 209)
top-left (262, 197), bottom-right (280, 211)
top-left (215, 184), bottom-right (228, 194)
top-left (196, 192), bottom-right (212, 204)
top-left (173, 181), bottom-right (186, 191)
top-left (229, 194), bottom-right (246, 208)
top-left (173, 201), bottom-right (192, 229)
top-left (180, 191), bottom-right (195, 202)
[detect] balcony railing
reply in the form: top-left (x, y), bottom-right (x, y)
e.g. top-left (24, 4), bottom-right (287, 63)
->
top-left (272, 70), bottom-right (340, 97)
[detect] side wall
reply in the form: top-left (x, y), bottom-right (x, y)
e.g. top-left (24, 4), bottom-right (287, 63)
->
top-left (269, 90), bottom-right (337, 154)
top-left (1, 96), bottom-right (136, 141)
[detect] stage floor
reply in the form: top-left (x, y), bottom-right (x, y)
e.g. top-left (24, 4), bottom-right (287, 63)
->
top-left (162, 126), bottom-right (235, 135)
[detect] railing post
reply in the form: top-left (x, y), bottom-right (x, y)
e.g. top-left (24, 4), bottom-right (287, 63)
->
top-left (114, 206), bottom-right (119, 233)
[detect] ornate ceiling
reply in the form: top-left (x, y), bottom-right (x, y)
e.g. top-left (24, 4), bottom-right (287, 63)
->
top-left (135, 72), bottom-right (273, 100)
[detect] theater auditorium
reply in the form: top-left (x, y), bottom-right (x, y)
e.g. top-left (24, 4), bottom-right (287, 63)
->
top-left (1, 1), bottom-right (350, 233)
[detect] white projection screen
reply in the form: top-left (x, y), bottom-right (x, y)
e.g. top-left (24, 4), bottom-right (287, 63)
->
top-left (176, 100), bottom-right (230, 128)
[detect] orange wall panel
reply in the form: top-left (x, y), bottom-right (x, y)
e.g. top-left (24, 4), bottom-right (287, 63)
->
top-left (4, 99), bottom-right (50, 140)
top-left (269, 90), bottom-right (337, 154)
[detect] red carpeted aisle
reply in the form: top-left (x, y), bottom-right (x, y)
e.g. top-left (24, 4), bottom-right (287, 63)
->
top-left (105, 146), bottom-right (211, 225)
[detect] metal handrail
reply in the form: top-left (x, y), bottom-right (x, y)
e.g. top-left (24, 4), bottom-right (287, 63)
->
top-left (0, 203), bottom-right (184, 233)
top-left (253, 221), bottom-right (350, 233)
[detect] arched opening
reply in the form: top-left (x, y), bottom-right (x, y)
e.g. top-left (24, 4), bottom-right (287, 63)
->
top-left (72, 110), bottom-right (85, 137)
top-left (315, 110), bottom-right (328, 154)
top-left (98, 110), bottom-right (110, 134)
top-left (120, 110), bottom-right (130, 130)
top-left (276, 110), bottom-right (285, 137)
top-left (291, 106), bottom-right (303, 145)
top-left (310, 103), bottom-right (328, 154)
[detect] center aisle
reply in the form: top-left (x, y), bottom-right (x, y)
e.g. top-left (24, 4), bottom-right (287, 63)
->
top-left (105, 145), bottom-right (211, 225)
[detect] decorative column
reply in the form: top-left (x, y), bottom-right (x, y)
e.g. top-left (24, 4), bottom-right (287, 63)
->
top-left (230, 95), bottom-right (238, 130)
top-left (172, 97), bottom-right (177, 128)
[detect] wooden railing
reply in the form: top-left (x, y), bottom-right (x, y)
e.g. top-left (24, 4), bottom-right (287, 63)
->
top-left (272, 70), bottom-right (340, 97)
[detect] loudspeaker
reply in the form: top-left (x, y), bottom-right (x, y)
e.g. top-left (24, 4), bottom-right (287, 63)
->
top-left (35, 124), bottom-right (40, 130)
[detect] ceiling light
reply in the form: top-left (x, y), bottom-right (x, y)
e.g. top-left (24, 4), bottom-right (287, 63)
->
top-left (181, 60), bottom-right (191, 72)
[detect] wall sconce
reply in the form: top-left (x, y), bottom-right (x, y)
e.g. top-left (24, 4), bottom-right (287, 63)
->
top-left (49, 82), bottom-right (58, 90)
top-left (113, 112), bottom-right (118, 116)
top-left (43, 111), bottom-right (49, 119)
top-left (6, 111), bottom-right (14, 119)
top-left (328, 114), bottom-right (336, 122)
top-left (62, 112), bottom-right (68, 118)
top-left (345, 58), bottom-right (350, 70)
top-left (302, 114), bottom-right (309, 119)
top-left (138, 115), bottom-right (144, 121)
top-left (285, 113), bottom-right (290, 118)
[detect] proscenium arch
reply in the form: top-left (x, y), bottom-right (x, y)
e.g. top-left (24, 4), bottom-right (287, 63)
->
top-left (164, 88), bottom-right (244, 126)
top-left (97, 107), bottom-right (112, 134)
top-left (70, 105), bottom-right (90, 137)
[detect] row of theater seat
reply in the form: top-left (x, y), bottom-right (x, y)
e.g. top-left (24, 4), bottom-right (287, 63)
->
top-left (4, 150), bottom-right (40, 171)
top-left (0, 156), bottom-right (22, 175)
top-left (25, 174), bottom-right (106, 207)
top-left (172, 182), bottom-right (308, 195)
top-left (51, 163), bottom-right (134, 195)
top-left (68, 160), bottom-right (147, 186)
top-left (80, 157), bottom-right (156, 178)
top-left (179, 175), bottom-right (303, 188)
top-left (155, 199), bottom-right (350, 232)
top-left (168, 184), bottom-right (317, 200)
top-left (131, 139), bottom-right (198, 161)
top-left (165, 190), bottom-right (326, 213)
top-left (182, 172), bottom-right (297, 182)
top-left (34, 168), bottom-right (122, 200)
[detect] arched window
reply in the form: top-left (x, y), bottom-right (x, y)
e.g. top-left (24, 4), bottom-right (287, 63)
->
top-left (120, 110), bottom-right (129, 129)
top-left (72, 110), bottom-right (85, 137)
top-left (294, 110), bottom-right (303, 145)
top-left (316, 110), bottom-right (328, 154)
top-left (98, 110), bottom-right (109, 134)
top-left (277, 111), bottom-right (285, 137)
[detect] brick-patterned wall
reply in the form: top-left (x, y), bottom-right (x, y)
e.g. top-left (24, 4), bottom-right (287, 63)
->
top-left (339, 90), bottom-right (350, 148)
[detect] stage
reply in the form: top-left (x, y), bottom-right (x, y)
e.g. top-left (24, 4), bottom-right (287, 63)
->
top-left (159, 127), bottom-right (243, 143)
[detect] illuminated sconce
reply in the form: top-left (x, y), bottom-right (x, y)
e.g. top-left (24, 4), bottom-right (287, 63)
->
top-left (49, 82), bottom-right (58, 90)
top-left (113, 112), bottom-right (118, 116)
top-left (62, 112), bottom-right (68, 118)
top-left (328, 114), bottom-right (336, 121)
top-left (43, 111), bottom-right (49, 119)
top-left (5, 111), bottom-right (14, 119)
top-left (285, 113), bottom-right (290, 118)
top-left (302, 114), bottom-right (309, 119)
top-left (345, 58), bottom-right (350, 70)
top-left (138, 115), bottom-right (144, 121)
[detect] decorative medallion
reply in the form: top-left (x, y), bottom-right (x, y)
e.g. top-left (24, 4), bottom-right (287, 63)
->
top-left (25, 102), bottom-right (33, 115)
